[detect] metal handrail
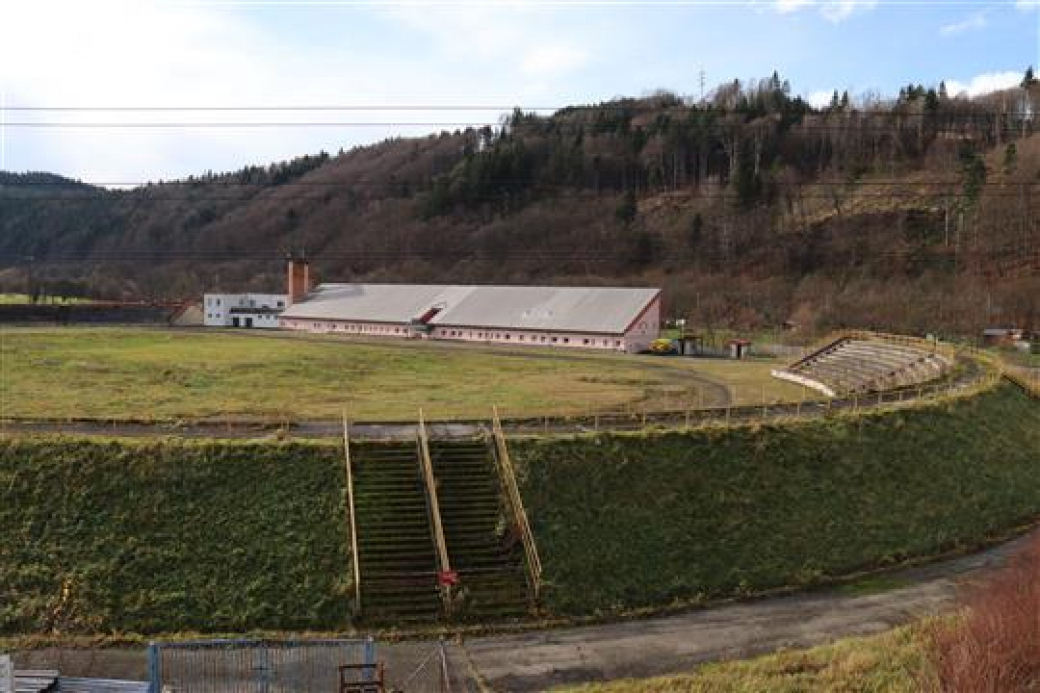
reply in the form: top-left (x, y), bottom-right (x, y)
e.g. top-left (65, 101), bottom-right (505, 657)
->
top-left (342, 411), bottom-right (362, 616)
top-left (491, 405), bottom-right (543, 600)
top-left (417, 408), bottom-right (453, 614)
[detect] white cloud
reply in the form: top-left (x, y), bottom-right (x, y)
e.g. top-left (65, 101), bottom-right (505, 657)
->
top-left (1015, 0), bottom-right (1039, 9)
top-left (771, 0), bottom-right (876, 22)
top-left (0, 1), bottom-right (395, 183)
top-left (521, 46), bottom-right (589, 77)
top-left (820, 0), bottom-right (877, 22)
top-left (945, 71), bottom-right (1024, 98)
top-left (939, 11), bottom-right (988, 37)
top-left (775, 0), bottom-right (815, 14)
top-left (1, 1), bottom-right (586, 183)
top-left (807, 90), bottom-right (835, 108)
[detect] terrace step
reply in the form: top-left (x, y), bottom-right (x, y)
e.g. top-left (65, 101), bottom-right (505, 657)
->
top-left (429, 438), bottom-right (533, 622)
top-left (353, 442), bottom-right (441, 625)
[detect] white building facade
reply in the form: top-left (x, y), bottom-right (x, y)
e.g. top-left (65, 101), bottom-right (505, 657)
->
top-left (203, 293), bottom-right (287, 329)
top-left (280, 284), bottom-right (661, 352)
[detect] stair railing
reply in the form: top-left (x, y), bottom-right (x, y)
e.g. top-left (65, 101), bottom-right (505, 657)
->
top-left (342, 411), bottom-right (362, 617)
top-left (491, 405), bottom-right (543, 601)
top-left (417, 408), bottom-right (454, 617)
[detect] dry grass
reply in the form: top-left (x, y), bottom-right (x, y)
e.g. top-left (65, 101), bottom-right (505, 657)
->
top-left (555, 624), bottom-right (933, 692)
top-left (928, 535), bottom-right (1040, 692)
top-left (0, 327), bottom-right (799, 422)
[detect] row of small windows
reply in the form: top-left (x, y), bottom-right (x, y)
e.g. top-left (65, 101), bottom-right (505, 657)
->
top-left (284, 321), bottom-right (625, 349)
top-left (207, 313), bottom-right (277, 321)
top-left (205, 297), bottom-right (284, 309)
top-left (435, 328), bottom-right (620, 348)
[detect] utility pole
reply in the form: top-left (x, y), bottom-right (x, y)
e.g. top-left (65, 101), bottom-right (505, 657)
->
top-left (699, 68), bottom-right (706, 103)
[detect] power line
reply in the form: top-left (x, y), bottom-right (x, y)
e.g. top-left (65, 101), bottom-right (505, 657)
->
top-left (2, 105), bottom-right (1035, 116)
top-left (2, 179), bottom-right (1037, 188)
top-left (1, 119), bottom-right (1034, 129)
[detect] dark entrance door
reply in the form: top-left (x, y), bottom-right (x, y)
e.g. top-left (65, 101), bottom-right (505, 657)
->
top-left (246, 317), bottom-right (254, 328)
top-left (232, 317), bottom-right (240, 327)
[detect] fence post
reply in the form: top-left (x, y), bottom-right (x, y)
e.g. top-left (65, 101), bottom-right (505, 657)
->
top-left (147, 643), bottom-right (161, 693)
top-left (364, 637), bottom-right (377, 682)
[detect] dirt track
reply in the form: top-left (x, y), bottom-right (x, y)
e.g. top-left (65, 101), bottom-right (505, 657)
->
top-left (462, 526), bottom-right (1038, 691)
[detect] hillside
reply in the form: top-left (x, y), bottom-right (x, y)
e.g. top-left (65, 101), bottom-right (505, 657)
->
top-left (1, 75), bottom-right (1038, 334)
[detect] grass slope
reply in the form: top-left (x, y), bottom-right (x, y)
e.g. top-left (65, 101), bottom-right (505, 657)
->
top-left (555, 624), bottom-right (932, 692)
top-left (0, 328), bottom-right (796, 422)
top-left (1, 385), bottom-right (1036, 635)
top-left (514, 384), bottom-right (1040, 614)
top-left (0, 438), bottom-right (347, 634)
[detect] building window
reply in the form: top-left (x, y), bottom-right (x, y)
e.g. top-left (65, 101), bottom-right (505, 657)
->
top-left (583, 338), bottom-right (589, 345)
top-left (277, 301), bottom-right (284, 308)
top-left (563, 338), bottom-right (569, 344)
top-left (551, 337), bottom-right (558, 343)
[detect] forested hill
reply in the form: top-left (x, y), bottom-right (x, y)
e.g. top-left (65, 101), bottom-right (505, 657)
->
top-left (1, 73), bottom-right (1038, 335)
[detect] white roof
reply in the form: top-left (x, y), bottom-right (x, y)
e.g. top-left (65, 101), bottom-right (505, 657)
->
top-left (281, 284), bottom-right (660, 335)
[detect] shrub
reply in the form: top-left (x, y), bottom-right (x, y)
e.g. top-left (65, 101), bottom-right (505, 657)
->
top-left (928, 534), bottom-right (1040, 691)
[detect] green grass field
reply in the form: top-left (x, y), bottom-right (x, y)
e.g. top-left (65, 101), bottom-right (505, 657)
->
top-left (0, 327), bottom-right (800, 422)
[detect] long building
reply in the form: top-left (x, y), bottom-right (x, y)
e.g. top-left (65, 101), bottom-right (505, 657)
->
top-left (279, 259), bottom-right (661, 352)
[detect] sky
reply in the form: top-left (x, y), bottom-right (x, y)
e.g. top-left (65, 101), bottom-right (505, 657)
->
top-left (0, 0), bottom-right (1036, 185)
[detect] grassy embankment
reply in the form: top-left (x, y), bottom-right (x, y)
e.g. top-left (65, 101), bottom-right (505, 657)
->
top-left (1, 384), bottom-right (1036, 635)
top-left (513, 384), bottom-right (1040, 615)
top-left (0, 328), bottom-right (798, 422)
top-left (555, 624), bottom-right (933, 692)
top-left (0, 439), bottom-right (348, 634)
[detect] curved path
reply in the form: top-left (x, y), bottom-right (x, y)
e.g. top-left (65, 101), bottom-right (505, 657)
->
top-left (461, 527), bottom-right (1038, 691)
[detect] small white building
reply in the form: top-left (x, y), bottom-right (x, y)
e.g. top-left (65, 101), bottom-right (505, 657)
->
top-left (203, 293), bottom-right (287, 329)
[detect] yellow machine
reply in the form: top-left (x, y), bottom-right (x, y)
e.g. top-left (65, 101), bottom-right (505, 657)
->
top-left (650, 338), bottom-right (676, 355)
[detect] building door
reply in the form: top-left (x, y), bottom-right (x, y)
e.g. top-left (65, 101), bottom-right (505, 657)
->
top-left (246, 317), bottom-right (254, 328)
top-left (232, 317), bottom-right (240, 327)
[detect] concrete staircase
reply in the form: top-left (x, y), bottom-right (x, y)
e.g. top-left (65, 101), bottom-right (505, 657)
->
top-left (430, 439), bottom-right (531, 622)
top-left (352, 443), bottom-right (442, 623)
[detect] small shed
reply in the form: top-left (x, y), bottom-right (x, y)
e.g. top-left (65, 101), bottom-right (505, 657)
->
top-left (676, 332), bottom-right (704, 356)
top-left (728, 339), bottom-right (752, 360)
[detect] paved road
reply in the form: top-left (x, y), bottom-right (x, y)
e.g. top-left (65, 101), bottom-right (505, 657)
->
top-left (462, 527), bottom-right (1037, 691)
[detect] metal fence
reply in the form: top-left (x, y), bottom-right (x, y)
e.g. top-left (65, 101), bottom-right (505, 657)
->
top-left (147, 638), bottom-right (375, 693)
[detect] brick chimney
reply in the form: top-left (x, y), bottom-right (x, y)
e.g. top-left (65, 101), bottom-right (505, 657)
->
top-left (286, 253), bottom-right (311, 306)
